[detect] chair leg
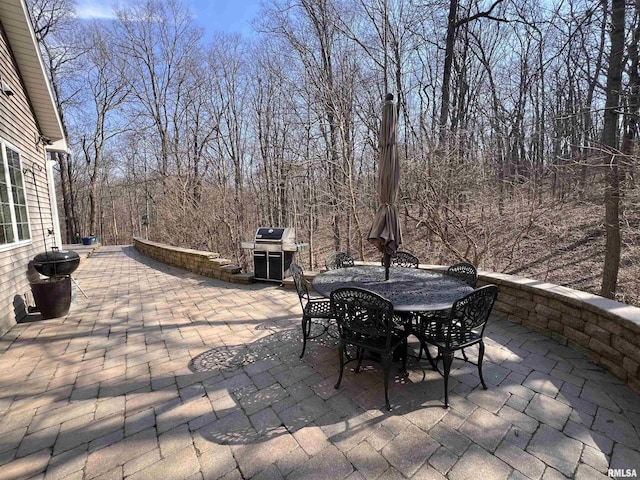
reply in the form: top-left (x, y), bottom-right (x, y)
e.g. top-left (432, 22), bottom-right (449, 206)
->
top-left (401, 337), bottom-right (408, 375)
top-left (478, 341), bottom-right (487, 390)
top-left (422, 341), bottom-right (437, 371)
top-left (382, 354), bottom-right (392, 410)
top-left (355, 348), bottom-right (365, 373)
top-left (335, 342), bottom-right (346, 389)
top-left (442, 350), bottom-right (454, 408)
top-left (300, 315), bottom-right (309, 358)
top-left (413, 323), bottom-right (425, 361)
top-left (461, 348), bottom-right (468, 362)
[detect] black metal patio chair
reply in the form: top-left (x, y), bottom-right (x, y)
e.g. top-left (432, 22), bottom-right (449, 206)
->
top-left (331, 287), bottom-right (408, 410)
top-left (411, 262), bottom-right (477, 362)
top-left (325, 252), bottom-right (355, 270)
top-left (414, 284), bottom-right (498, 408)
top-left (291, 263), bottom-right (334, 359)
top-left (386, 250), bottom-right (420, 269)
top-left (446, 262), bottom-right (478, 287)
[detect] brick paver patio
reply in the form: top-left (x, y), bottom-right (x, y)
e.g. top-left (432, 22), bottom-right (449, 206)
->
top-left (1, 245), bottom-right (639, 479)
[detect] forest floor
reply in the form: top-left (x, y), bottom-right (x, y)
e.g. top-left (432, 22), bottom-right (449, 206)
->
top-left (399, 201), bottom-right (640, 307)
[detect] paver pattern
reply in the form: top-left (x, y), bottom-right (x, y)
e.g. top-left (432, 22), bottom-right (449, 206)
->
top-left (0, 245), bottom-right (639, 479)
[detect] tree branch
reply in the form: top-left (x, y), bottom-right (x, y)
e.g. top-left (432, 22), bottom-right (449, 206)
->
top-left (455, 0), bottom-right (508, 27)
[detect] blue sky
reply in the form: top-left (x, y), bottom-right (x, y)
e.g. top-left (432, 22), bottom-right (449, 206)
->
top-left (74, 0), bottom-right (262, 39)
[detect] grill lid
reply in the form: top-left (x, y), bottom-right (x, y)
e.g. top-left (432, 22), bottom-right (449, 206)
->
top-left (256, 227), bottom-right (285, 240)
top-left (32, 248), bottom-right (80, 277)
top-left (255, 227), bottom-right (296, 242)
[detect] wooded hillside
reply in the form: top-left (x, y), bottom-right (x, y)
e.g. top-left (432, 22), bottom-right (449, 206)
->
top-left (27, 0), bottom-right (640, 304)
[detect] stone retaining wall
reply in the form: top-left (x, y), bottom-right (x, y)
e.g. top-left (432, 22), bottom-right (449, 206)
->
top-left (476, 270), bottom-right (640, 394)
top-left (133, 237), bottom-right (253, 285)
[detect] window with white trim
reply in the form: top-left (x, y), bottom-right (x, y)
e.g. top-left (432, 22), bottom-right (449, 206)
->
top-left (0, 142), bottom-right (30, 245)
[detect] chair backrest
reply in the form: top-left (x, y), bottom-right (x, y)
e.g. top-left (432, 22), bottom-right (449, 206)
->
top-left (325, 252), bottom-right (355, 270)
top-left (447, 285), bottom-right (498, 346)
top-left (290, 263), bottom-right (309, 305)
top-left (447, 262), bottom-right (477, 287)
top-left (388, 251), bottom-right (420, 268)
top-left (330, 287), bottom-right (395, 349)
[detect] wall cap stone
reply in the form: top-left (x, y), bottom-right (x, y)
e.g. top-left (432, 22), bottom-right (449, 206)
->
top-left (133, 237), bottom-right (220, 259)
top-left (477, 271), bottom-right (640, 332)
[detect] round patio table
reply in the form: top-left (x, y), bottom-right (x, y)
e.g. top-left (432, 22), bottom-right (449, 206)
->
top-left (312, 265), bottom-right (473, 313)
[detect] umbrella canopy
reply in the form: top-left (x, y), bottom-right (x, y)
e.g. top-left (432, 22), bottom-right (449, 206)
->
top-left (368, 93), bottom-right (402, 279)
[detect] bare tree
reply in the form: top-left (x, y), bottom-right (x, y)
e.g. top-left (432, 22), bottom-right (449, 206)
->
top-left (27, 0), bottom-right (84, 242)
top-left (601, 0), bottom-right (625, 298)
top-left (260, 0), bottom-right (350, 252)
top-left (437, 0), bottom-right (507, 142)
top-left (80, 25), bottom-right (130, 236)
top-left (206, 33), bottom-right (252, 259)
top-left (114, 0), bottom-right (202, 180)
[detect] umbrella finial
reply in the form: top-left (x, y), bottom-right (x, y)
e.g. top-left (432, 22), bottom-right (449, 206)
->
top-left (385, 93), bottom-right (394, 101)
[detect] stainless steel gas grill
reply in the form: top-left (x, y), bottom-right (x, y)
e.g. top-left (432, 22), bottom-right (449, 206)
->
top-left (241, 227), bottom-right (308, 282)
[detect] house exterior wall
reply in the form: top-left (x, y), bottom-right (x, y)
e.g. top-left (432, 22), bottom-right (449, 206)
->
top-left (0, 21), bottom-right (54, 336)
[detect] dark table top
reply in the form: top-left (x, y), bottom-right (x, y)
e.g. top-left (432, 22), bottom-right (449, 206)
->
top-left (312, 265), bottom-right (474, 312)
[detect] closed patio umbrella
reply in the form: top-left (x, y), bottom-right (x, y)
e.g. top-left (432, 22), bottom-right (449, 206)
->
top-left (368, 93), bottom-right (402, 280)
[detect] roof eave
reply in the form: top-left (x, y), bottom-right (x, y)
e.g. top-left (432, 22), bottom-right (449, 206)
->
top-left (0, 0), bottom-right (68, 150)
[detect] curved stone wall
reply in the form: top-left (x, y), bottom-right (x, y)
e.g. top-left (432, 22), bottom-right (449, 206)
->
top-left (133, 237), bottom-right (253, 284)
top-left (472, 270), bottom-right (640, 395)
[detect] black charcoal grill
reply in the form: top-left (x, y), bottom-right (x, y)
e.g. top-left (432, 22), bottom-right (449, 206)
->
top-left (241, 227), bottom-right (308, 282)
top-left (32, 247), bottom-right (80, 277)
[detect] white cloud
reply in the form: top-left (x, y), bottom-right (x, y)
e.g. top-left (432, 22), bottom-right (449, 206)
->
top-left (74, 0), bottom-right (117, 20)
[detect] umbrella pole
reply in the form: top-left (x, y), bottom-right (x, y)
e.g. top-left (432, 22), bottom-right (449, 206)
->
top-left (383, 253), bottom-right (390, 280)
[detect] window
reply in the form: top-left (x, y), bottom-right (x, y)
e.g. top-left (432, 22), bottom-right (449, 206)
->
top-left (0, 142), bottom-right (30, 246)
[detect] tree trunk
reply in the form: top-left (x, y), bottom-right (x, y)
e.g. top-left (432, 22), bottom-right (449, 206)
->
top-left (601, 0), bottom-right (625, 299)
top-left (55, 152), bottom-right (77, 243)
top-left (438, 0), bottom-right (458, 143)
